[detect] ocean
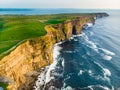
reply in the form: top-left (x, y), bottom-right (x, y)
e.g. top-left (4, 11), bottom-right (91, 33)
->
top-left (58, 11), bottom-right (120, 90)
top-left (0, 9), bottom-right (120, 90)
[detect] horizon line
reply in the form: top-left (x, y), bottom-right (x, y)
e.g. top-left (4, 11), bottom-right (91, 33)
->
top-left (0, 8), bottom-right (120, 10)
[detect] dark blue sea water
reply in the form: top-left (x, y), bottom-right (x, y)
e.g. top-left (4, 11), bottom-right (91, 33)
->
top-left (58, 12), bottom-right (120, 90)
top-left (33, 9), bottom-right (120, 90)
top-left (58, 10), bottom-right (120, 90)
top-left (0, 9), bottom-right (120, 90)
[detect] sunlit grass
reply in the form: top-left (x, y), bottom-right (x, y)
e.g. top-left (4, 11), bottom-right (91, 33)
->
top-left (0, 14), bottom-right (90, 55)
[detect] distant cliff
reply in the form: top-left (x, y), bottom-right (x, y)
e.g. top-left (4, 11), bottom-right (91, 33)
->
top-left (0, 13), bottom-right (109, 90)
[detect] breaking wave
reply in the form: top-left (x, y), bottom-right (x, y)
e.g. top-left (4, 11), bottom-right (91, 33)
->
top-left (33, 21), bottom-right (118, 90)
top-left (34, 42), bottom-right (64, 90)
top-left (81, 32), bottom-right (115, 61)
top-left (34, 31), bottom-right (115, 90)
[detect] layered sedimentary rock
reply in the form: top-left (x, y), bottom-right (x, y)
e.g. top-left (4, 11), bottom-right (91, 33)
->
top-left (0, 13), bottom-right (108, 90)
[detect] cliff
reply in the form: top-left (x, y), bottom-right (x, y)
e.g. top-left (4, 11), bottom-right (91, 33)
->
top-left (0, 13), bottom-right (108, 90)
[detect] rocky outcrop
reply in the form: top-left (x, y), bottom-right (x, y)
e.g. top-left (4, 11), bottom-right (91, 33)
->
top-left (0, 13), bottom-right (108, 90)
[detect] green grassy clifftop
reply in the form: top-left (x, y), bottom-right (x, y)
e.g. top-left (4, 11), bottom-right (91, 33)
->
top-left (0, 13), bottom-right (109, 90)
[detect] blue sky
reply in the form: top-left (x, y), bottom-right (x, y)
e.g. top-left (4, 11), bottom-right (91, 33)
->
top-left (0, 0), bottom-right (120, 9)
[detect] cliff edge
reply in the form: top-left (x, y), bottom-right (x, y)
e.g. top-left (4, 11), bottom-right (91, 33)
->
top-left (0, 13), bottom-right (109, 90)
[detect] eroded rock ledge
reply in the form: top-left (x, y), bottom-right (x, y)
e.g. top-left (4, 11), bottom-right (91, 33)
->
top-left (0, 13), bottom-right (109, 90)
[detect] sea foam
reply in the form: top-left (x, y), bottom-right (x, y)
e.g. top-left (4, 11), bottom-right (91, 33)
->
top-left (88, 85), bottom-right (110, 90)
top-left (100, 48), bottom-right (115, 56)
top-left (62, 86), bottom-right (73, 90)
top-left (82, 32), bottom-right (115, 61)
top-left (102, 55), bottom-right (112, 61)
top-left (33, 66), bottom-right (49, 90)
top-left (99, 48), bottom-right (115, 60)
top-left (79, 85), bottom-right (111, 90)
top-left (78, 70), bottom-right (84, 75)
top-left (83, 33), bottom-right (99, 52)
top-left (53, 43), bottom-right (62, 60)
top-left (103, 68), bottom-right (111, 76)
top-left (34, 42), bottom-right (64, 90)
top-left (93, 61), bottom-right (111, 84)
top-left (62, 59), bottom-right (65, 68)
top-left (88, 70), bottom-right (93, 76)
top-left (45, 43), bottom-right (64, 83)
top-left (87, 23), bottom-right (94, 27)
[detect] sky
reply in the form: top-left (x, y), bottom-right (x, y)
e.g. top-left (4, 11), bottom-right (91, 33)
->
top-left (0, 0), bottom-right (120, 9)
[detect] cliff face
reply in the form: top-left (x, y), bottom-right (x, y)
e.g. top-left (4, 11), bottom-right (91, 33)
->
top-left (0, 13), bottom-right (108, 90)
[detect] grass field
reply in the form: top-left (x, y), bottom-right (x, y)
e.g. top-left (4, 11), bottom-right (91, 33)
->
top-left (0, 16), bottom-right (47, 55)
top-left (0, 14), bottom-right (72, 56)
top-left (0, 14), bottom-right (75, 89)
top-left (0, 13), bottom-right (94, 89)
top-left (0, 13), bottom-right (93, 57)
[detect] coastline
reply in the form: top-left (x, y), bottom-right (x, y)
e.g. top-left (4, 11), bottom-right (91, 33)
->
top-left (33, 14), bottom-right (109, 89)
top-left (0, 13), bottom-right (109, 90)
top-left (33, 31), bottom-right (91, 89)
top-left (34, 41), bottom-right (64, 90)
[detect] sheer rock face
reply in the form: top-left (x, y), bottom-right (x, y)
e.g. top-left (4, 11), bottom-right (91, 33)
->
top-left (0, 13), bottom-right (108, 90)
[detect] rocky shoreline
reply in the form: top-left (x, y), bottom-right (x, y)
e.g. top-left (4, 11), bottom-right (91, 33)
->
top-left (0, 13), bottom-right (109, 90)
